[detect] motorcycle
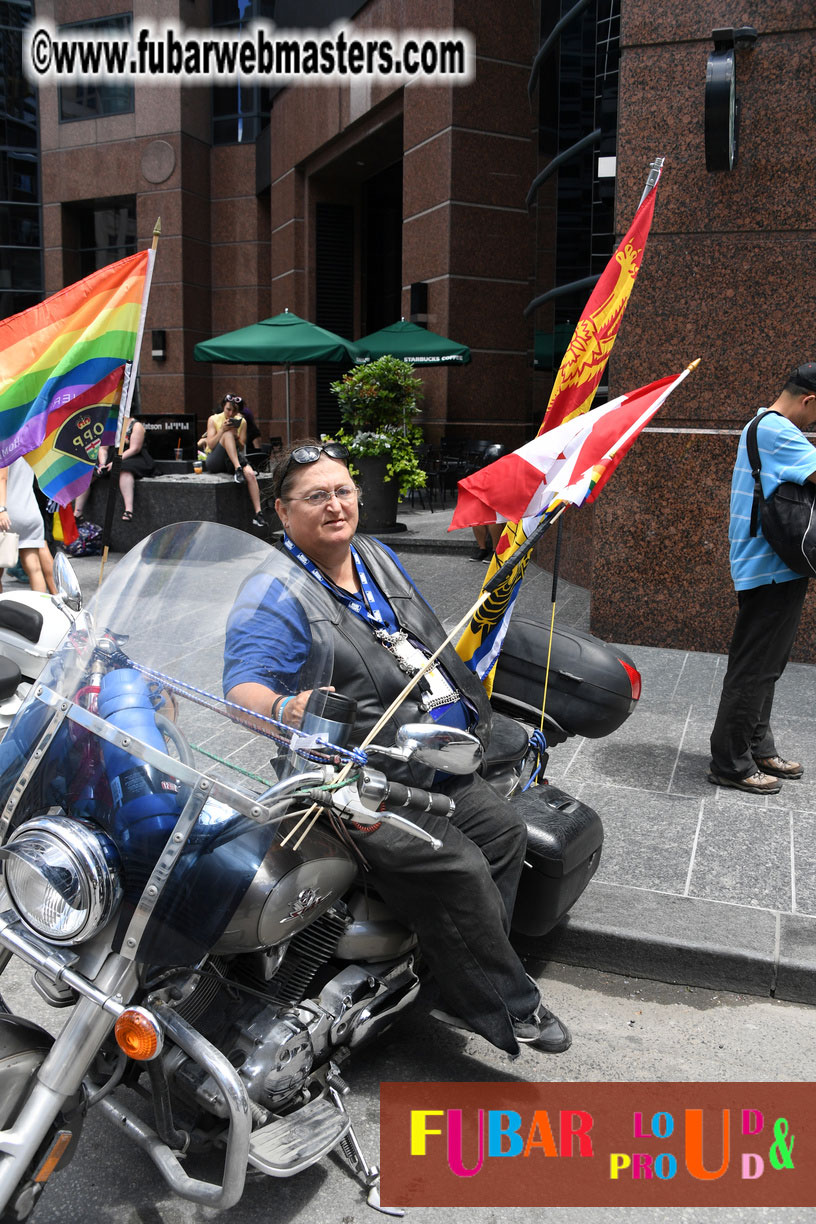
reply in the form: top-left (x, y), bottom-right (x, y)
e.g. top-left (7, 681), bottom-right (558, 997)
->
top-left (0, 522), bottom-right (636, 1219)
top-left (0, 559), bottom-right (82, 738)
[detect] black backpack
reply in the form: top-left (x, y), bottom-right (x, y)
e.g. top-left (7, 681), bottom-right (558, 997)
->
top-left (745, 410), bottom-right (816, 578)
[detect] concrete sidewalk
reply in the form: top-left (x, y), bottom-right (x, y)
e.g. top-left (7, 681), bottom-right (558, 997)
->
top-left (47, 501), bottom-right (816, 1006)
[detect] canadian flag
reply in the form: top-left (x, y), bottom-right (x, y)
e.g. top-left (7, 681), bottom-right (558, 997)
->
top-left (449, 367), bottom-right (695, 532)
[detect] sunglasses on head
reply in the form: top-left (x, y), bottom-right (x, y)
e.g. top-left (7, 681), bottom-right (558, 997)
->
top-left (281, 441), bottom-right (349, 482)
top-left (224, 394), bottom-right (243, 405)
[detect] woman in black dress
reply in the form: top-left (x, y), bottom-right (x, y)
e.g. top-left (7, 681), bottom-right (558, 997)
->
top-left (95, 417), bottom-right (156, 520)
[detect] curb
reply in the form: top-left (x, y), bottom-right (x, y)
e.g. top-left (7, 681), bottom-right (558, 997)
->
top-left (389, 535), bottom-right (472, 555)
top-left (519, 881), bottom-right (816, 1005)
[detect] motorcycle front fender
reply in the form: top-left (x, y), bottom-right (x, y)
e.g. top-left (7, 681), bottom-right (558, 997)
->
top-left (0, 1014), bottom-right (54, 1130)
top-left (0, 1012), bottom-right (85, 1196)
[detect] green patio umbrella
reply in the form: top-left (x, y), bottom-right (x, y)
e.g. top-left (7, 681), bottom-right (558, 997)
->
top-left (194, 309), bottom-right (360, 445)
top-left (353, 318), bottom-right (471, 366)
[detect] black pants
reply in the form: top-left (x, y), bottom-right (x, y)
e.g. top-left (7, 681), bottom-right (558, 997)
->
top-left (205, 442), bottom-right (246, 474)
top-left (349, 773), bottom-right (538, 1054)
top-left (710, 578), bottom-right (808, 779)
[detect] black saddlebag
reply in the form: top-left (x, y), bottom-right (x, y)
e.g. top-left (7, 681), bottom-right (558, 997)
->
top-left (511, 783), bottom-right (603, 938)
top-left (491, 619), bottom-right (640, 745)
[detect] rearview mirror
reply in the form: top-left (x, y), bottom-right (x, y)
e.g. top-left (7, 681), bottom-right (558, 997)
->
top-left (53, 552), bottom-right (82, 613)
top-left (395, 723), bottom-right (482, 775)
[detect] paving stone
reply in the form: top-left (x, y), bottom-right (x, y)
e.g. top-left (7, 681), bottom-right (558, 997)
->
top-left (790, 809), bottom-right (816, 917)
top-left (555, 704), bottom-right (689, 791)
top-left (688, 800), bottom-right (793, 911)
top-left (566, 781), bottom-right (702, 895)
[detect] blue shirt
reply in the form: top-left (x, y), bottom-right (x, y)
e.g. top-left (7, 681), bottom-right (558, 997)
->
top-left (729, 409), bottom-right (816, 590)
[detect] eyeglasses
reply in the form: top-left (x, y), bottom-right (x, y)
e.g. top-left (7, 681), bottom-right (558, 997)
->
top-left (289, 484), bottom-right (360, 507)
top-left (224, 394), bottom-right (243, 405)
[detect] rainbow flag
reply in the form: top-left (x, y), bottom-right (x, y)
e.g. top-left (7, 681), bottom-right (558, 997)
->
top-left (0, 249), bottom-right (153, 505)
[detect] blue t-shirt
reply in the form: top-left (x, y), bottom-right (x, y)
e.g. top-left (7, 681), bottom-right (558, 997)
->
top-left (729, 409), bottom-right (816, 590)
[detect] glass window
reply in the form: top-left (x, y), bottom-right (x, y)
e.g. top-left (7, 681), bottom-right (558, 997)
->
top-left (0, 151), bottom-right (38, 201)
top-left (0, 289), bottom-right (42, 319)
top-left (211, 1), bottom-right (276, 144)
top-left (0, 203), bottom-right (40, 247)
top-left (0, 1), bottom-right (43, 317)
top-left (58, 14), bottom-right (134, 122)
top-left (0, 247), bottom-right (41, 291)
top-left (64, 198), bottom-right (137, 276)
top-left (0, 6), bottom-right (38, 147)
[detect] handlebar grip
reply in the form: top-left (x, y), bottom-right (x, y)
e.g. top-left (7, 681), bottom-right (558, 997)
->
top-left (378, 780), bottom-right (453, 818)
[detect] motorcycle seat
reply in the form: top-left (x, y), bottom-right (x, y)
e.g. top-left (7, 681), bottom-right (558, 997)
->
top-left (0, 600), bottom-right (44, 645)
top-left (482, 712), bottom-right (529, 771)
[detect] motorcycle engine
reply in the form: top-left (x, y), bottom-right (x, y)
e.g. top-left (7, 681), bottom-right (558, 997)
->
top-left (170, 1005), bottom-right (315, 1117)
top-left (230, 1008), bottom-right (314, 1108)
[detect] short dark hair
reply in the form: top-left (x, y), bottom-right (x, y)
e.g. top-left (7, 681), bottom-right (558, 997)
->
top-left (272, 436), bottom-right (350, 502)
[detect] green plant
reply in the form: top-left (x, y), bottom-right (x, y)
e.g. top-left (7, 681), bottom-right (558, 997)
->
top-left (330, 355), bottom-right (426, 498)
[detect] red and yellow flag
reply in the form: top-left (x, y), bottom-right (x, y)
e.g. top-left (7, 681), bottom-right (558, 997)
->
top-left (455, 167), bottom-right (662, 692)
top-left (541, 174), bottom-right (660, 434)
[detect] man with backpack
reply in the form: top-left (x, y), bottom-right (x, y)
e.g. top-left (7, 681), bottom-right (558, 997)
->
top-left (709, 363), bottom-right (816, 794)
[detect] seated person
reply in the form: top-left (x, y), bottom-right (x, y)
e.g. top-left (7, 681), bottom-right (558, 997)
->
top-left (203, 395), bottom-right (266, 528)
top-left (75, 416), bottom-right (155, 523)
top-left (223, 437), bottom-right (571, 1058)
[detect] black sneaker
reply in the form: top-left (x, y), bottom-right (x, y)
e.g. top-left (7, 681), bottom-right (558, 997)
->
top-left (468, 547), bottom-right (491, 563)
top-left (234, 467), bottom-right (245, 485)
top-left (251, 512), bottom-right (267, 528)
top-left (513, 1002), bottom-right (571, 1053)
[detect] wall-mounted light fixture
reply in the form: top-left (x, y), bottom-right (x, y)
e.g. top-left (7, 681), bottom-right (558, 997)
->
top-left (151, 329), bottom-right (166, 361)
top-left (705, 26), bottom-right (758, 172)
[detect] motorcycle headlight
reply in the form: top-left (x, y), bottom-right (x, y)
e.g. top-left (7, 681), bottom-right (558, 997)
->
top-left (2, 816), bottom-right (122, 943)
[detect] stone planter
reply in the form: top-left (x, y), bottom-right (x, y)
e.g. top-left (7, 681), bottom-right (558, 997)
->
top-left (354, 454), bottom-right (405, 534)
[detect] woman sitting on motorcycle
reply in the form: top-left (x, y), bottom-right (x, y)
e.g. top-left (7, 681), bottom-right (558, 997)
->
top-left (224, 438), bottom-right (571, 1058)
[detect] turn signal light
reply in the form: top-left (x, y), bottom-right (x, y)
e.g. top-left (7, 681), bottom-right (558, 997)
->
top-left (114, 1007), bottom-right (163, 1061)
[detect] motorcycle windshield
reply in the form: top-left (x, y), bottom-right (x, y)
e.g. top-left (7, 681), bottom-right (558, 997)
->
top-left (0, 522), bottom-right (344, 965)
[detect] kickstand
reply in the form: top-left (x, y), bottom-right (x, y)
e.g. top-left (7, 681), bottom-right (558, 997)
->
top-left (327, 1067), bottom-right (405, 1217)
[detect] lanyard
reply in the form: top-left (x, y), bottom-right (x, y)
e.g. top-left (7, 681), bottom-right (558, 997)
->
top-left (282, 535), bottom-right (399, 633)
top-left (282, 535), bottom-right (470, 722)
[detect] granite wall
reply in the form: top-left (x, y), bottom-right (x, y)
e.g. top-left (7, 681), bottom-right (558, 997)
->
top-left (586, 2), bottom-right (816, 660)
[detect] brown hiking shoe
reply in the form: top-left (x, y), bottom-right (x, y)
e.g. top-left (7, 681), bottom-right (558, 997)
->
top-left (707, 770), bottom-right (782, 795)
top-left (753, 755), bottom-right (804, 779)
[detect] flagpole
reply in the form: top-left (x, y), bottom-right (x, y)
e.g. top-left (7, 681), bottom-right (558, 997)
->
top-left (532, 355), bottom-right (701, 740)
top-left (638, 155), bottom-right (665, 208)
top-left (482, 504), bottom-right (566, 594)
top-left (520, 157), bottom-right (664, 727)
top-left (98, 219), bottom-right (161, 587)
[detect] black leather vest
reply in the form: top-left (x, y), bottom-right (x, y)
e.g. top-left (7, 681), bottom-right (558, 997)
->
top-left (280, 536), bottom-right (492, 786)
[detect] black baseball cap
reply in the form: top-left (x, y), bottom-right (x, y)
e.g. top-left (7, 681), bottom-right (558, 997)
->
top-left (788, 363), bottom-right (816, 394)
